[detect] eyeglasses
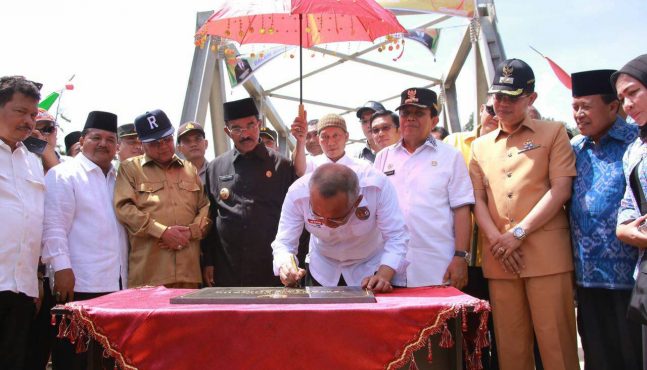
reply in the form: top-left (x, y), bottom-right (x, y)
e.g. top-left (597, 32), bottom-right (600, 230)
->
top-left (399, 109), bottom-right (428, 119)
top-left (36, 125), bottom-right (56, 135)
top-left (121, 138), bottom-right (142, 146)
top-left (309, 195), bottom-right (363, 228)
top-left (493, 93), bottom-right (529, 104)
top-left (370, 124), bottom-right (394, 135)
top-left (147, 135), bottom-right (174, 147)
top-left (228, 121), bottom-right (258, 136)
top-left (485, 105), bottom-right (495, 116)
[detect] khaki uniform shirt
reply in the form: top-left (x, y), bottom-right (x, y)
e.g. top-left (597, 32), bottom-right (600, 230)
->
top-left (469, 117), bottom-right (576, 279)
top-left (114, 154), bottom-right (210, 287)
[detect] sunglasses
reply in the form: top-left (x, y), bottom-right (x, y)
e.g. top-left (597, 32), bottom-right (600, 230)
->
top-left (36, 125), bottom-right (56, 134)
top-left (370, 124), bottom-right (394, 135)
top-left (485, 105), bottom-right (495, 116)
top-left (493, 93), bottom-right (529, 103)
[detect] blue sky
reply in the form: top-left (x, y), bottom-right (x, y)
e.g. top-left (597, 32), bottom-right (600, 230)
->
top-left (493, 0), bottom-right (647, 123)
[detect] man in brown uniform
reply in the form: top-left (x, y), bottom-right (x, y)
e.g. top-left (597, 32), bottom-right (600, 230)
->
top-left (469, 59), bottom-right (579, 370)
top-left (114, 109), bottom-right (210, 288)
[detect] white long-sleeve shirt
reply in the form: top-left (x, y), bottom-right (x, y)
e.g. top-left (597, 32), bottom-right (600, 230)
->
top-left (42, 153), bottom-right (128, 292)
top-left (272, 162), bottom-right (409, 287)
top-left (0, 141), bottom-right (45, 298)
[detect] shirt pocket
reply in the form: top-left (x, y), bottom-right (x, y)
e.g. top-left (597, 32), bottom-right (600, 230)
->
top-left (137, 181), bottom-right (165, 207)
top-left (178, 180), bottom-right (200, 192)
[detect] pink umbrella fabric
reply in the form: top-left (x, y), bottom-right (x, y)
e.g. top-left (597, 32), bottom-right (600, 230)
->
top-left (197, 0), bottom-right (406, 48)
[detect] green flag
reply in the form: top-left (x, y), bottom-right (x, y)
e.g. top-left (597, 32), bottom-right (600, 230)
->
top-left (38, 92), bottom-right (60, 110)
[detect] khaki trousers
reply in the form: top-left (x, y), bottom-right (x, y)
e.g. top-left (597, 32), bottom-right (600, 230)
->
top-left (489, 272), bottom-right (580, 370)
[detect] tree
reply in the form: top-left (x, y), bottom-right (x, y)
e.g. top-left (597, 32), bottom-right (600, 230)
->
top-left (463, 113), bottom-right (474, 132)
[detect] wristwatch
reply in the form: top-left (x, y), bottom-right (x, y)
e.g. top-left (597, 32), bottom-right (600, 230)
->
top-left (453, 250), bottom-right (471, 263)
top-left (512, 226), bottom-right (527, 240)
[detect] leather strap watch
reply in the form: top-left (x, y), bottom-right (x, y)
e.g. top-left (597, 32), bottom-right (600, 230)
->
top-left (453, 250), bottom-right (470, 263)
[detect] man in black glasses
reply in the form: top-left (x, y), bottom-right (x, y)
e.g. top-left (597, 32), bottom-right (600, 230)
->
top-left (202, 97), bottom-right (302, 287)
top-left (369, 110), bottom-right (400, 152)
top-left (32, 108), bottom-right (63, 169)
top-left (272, 163), bottom-right (408, 291)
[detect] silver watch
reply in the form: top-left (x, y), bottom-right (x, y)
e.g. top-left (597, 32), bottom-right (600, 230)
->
top-left (512, 226), bottom-right (527, 240)
top-left (453, 250), bottom-right (471, 263)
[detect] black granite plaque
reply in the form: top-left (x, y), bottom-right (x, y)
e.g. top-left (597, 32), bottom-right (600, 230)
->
top-left (170, 286), bottom-right (376, 304)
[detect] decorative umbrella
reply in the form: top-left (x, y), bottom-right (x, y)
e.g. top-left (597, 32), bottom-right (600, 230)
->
top-left (196, 0), bottom-right (406, 116)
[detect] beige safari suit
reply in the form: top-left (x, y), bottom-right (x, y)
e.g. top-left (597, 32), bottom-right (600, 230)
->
top-left (114, 154), bottom-right (210, 288)
top-left (469, 117), bottom-right (580, 370)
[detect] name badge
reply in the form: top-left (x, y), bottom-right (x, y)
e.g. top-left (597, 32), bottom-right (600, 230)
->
top-left (384, 170), bottom-right (395, 176)
top-left (307, 218), bottom-right (323, 227)
top-left (218, 175), bottom-right (234, 181)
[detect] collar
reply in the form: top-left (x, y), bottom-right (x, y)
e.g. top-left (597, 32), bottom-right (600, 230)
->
top-left (605, 116), bottom-right (638, 143)
top-left (77, 153), bottom-right (116, 176)
top-left (0, 138), bottom-right (29, 154)
top-left (233, 142), bottom-right (268, 162)
top-left (362, 140), bottom-right (375, 153)
top-left (494, 115), bottom-right (536, 142)
top-left (394, 135), bottom-right (438, 152)
top-left (142, 153), bottom-right (184, 168)
top-left (575, 116), bottom-right (638, 149)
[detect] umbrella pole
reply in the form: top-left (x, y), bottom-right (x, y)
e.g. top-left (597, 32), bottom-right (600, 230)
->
top-left (298, 13), bottom-right (305, 119)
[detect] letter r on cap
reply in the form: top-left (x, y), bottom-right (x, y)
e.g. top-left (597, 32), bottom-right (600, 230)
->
top-left (147, 115), bottom-right (158, 129)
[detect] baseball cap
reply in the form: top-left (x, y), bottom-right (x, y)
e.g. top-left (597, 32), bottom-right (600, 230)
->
top-left (356, 101), bottom-right (386, 119)
top-left (134, 109), bottom-right (174, 143)
top-left (117, 123), bottom-right (137, 138)
top-left (489, 58), bottom-right (535, 96)
top-left (395, 88), bottom-right (439, 114)
top-left (35, 108), bottom-right (55, 123)
top-left (177, 121), bottom-right (206, 142)
top-left (259, 127), bottom-right (278, 142)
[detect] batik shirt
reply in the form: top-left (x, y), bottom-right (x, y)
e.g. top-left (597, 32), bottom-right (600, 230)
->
top-left (570, 117), bottom-right (638, 289)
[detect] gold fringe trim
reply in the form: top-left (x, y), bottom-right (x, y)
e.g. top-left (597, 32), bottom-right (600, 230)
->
top-left (385, 297), bottom-right (490, 370)
top-left (66, 303), bottom-right (138, 370)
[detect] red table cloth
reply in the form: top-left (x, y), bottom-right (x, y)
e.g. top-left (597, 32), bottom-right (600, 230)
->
top-left (57, 286), bottom-right (490, 370)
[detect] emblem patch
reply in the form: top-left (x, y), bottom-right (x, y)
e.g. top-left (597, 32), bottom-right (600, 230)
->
top-left (355, 206), bottom-right (370, 220)
top-left (266, 170), bottom-right (273, 178)
top-left (219, 188), bottom-right (230, 200)
top-left (403, 89), bottom-right (419, 105)
top-left (499, 64), bottom-right (514, 84)
top-left (518, 139), bottom-right (540, 153)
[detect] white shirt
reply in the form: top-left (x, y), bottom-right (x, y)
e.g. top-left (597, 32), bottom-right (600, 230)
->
top-left (42, 153), bottom-right (128, 292)
top-left (0, 141), bottom-right (45, 298)
top-left (272, 163), bottom-right (409, 286)
top-left (374, 137), bottom-right (474, 287)
top-left (303, 152), bottom-right (371, 175)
